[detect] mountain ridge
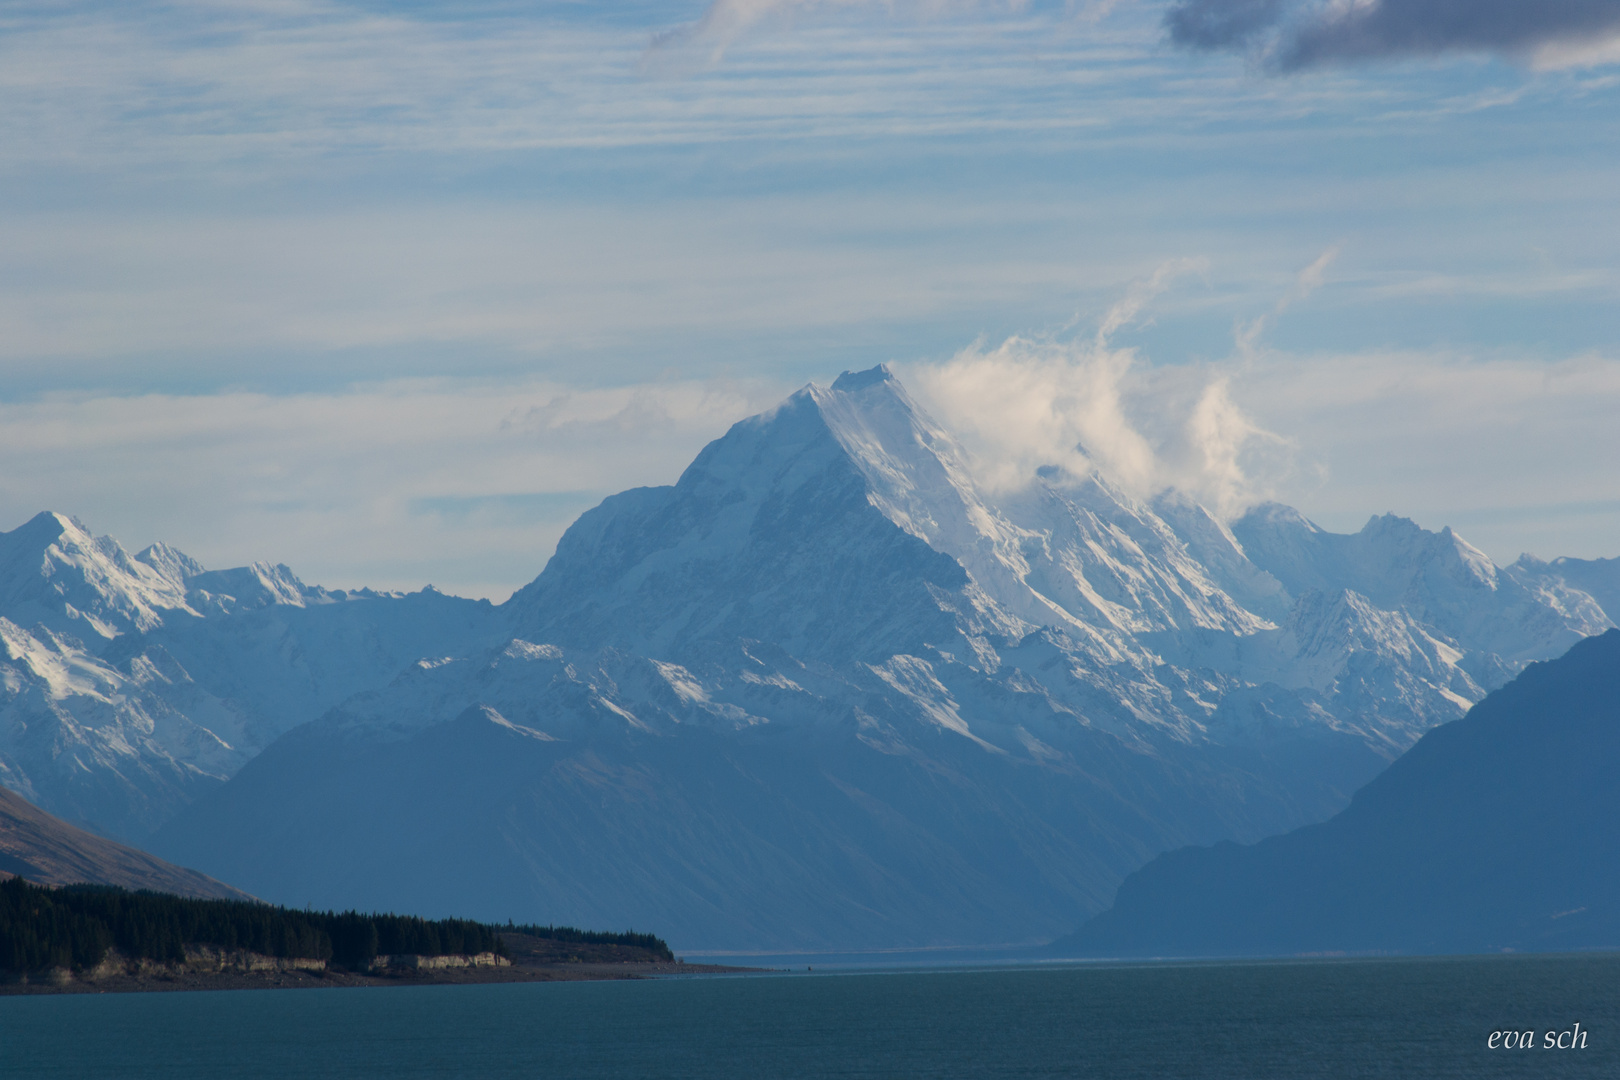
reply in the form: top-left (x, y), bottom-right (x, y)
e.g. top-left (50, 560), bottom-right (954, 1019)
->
top-left (3, 364), bottom-right (1617, 949)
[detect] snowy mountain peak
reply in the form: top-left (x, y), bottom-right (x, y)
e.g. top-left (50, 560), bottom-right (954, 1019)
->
top-left (1234, 500), bottom-right (1319, 536)
top-left (136, 542), bottom-right (207, 585)
top-left (184, 561), bottom-right (336, 615)
top-left (804, 366), bottom-right (1262, 651)
top-left (0, 511), bottom-right (370, 649)
top-left (808, 366), bottom-right (1059, 627)
top-left (1506, 554), bottom-right (1620, 640)
top-left (507, 371), bottom-right (993, 664)
top-left (9, 511), bottom-right (79, 547)
top-left (0, 511), bottom-right (200, 642)
top-left (1354, 513), bottom-right (1498, 592)
top-left (829, 363), bottom-right (898, 392)
top-left (521, 367), bottom-right (1532, 686)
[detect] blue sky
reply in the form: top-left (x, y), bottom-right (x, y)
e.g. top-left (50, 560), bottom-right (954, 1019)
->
top-left (1, 0), bottom-right (1617, 598)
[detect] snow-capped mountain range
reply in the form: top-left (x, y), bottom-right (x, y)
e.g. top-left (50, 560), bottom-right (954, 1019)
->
top-left (0, 511), bottom-right (502, 835)
top-left (3, 366), bottom-right (1614, 949)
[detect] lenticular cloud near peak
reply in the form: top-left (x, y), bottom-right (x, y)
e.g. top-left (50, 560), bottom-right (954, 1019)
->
top-left (1167, 0), bottom-right (1620, 71)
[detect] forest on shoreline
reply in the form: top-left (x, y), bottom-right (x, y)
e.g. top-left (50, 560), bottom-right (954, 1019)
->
top-left (0, 876), bottom-right (671, 973)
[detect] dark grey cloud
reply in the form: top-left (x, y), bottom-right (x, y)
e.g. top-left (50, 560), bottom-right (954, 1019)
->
top-left (1167, 0), bottom-right (1620, 71)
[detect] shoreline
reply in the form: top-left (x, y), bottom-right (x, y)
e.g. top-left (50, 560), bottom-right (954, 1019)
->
top-left (1, 931), bottom-right (766, 995)
top-left (0, 958), bottom-right (763, 996)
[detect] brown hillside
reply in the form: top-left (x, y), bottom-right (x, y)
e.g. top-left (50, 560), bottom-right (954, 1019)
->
top-left (0, 787), bottom-right (251, 901)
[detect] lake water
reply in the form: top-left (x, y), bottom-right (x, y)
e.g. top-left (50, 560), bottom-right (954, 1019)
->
top-left (2, 954), bottom-right (1615, 1078)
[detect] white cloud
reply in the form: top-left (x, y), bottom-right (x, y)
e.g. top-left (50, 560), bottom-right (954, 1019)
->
top-left (1095, 257), bottom-right (1208, 348)
top-left (909, 334), bottom-right (1620, 564)
top-left (905, 259), bottom-right (1291, 519)
top-left (901, 251), bottom-right (1620, 563)
top-left (903, 332), bottom-right (1288, 518)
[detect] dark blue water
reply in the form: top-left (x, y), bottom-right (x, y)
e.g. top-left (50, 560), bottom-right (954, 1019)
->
top-left (2, 954), bottom-right (1615, 1078)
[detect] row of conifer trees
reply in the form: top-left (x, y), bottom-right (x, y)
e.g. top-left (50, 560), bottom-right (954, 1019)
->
top-left (506, 922), bottom-right (673, 959)
top-left (0, 876), bottom-right (510, 973)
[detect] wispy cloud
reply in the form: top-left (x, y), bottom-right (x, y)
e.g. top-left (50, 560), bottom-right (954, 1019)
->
top-left (905, 262), bottom-right (1290, 519)
top-left (0, 0), bottom-right (1158, 163)
top-left (907, 335), bottom-right (1294, 517)
top-left (909, 327), bottom-right (1620, 561)
top-left (1235, 244), bottom-right (1337, 358)
top-left (1167, 0), bottom-right (1620, 72)
top-left (1095, 257), bottom-right (1208, 348)
top-left (642, 0), bottom-right (1047, 69)
top-left (1, 0), bottom-right (1522, 170)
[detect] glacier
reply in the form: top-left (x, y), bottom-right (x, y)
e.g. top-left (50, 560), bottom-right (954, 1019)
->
top-left (2, 365), bottom-right (1615, 949)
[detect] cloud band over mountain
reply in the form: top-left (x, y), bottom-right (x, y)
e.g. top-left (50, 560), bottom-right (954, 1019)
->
top-left (1167, 0), bottom-right (1620, 71)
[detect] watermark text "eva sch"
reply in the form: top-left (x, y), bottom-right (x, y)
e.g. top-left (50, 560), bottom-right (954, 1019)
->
top-left (1488, 1024), bottom-right (1588, 1049)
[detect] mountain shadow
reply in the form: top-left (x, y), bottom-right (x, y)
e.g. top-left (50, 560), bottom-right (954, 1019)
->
top-left (1053, 629), bottom-right (1620, 957)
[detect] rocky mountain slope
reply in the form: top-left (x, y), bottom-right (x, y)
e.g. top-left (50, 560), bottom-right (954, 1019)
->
top-left (0, 785), bottom-right (249, 900)
top-left (1054, 628), bottom-right (1620, 956)
top-left (3, 366), bottom-right (1615, 948)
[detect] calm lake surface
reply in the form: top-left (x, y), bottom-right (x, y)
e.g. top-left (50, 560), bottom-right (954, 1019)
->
top-left (2, 954), bottom-right (1616, 1078)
